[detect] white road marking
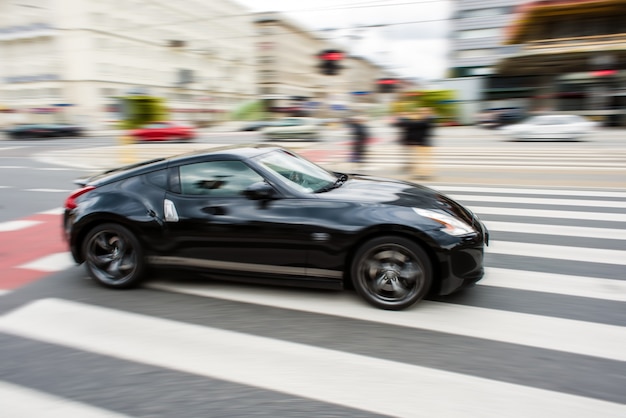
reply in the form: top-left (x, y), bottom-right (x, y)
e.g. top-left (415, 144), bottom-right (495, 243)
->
top-left (36, 167), bottom-right (78, 171)
top-left (434, 185), bottom-right (626, 198)
top-left (485, 220), bottom-right (626, 240)
top-left (39, 207), bottom-right (64, 215)
top-left (0, 381), bottom-right (129, 418)
top-left (17, 252), bottom-right (75, 272)
top-left (480, 267), bottom-right (626, 302)
top-left (488, 241), bottom-right (626, 265)
top-left (0, 290), bottom-right (11, 296)
top-left (0, 220), bottom-right (42, 232)
top-left (1, 298), bottom-right (624, 418)
top-left (24, 188), bottom-right (73, 193)
top-left (451, 194), bottom-right (626, 208)
top-left (471, 206), bottom-right (626, 222)
top-left (142, 281), bottom-right (626, 361)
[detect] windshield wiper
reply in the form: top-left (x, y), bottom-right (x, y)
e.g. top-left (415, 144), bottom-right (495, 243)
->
top-left (316, 173), bottom-right (348, 193)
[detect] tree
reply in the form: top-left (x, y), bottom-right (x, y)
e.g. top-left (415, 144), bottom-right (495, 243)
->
top-left (118, 96), bottom-right (168, 129)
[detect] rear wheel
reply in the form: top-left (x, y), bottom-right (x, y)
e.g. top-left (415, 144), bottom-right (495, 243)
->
top-left (351, 236), bottom-right (432, 310)
top-left (82, 223), bottom-right (145, 289)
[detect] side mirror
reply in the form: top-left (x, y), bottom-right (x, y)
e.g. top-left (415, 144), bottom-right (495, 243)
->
top-left (243, 182), bottom-right (276, 200)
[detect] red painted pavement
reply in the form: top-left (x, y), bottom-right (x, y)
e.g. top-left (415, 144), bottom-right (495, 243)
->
top-left (0, 213), bottom-right (67, 290)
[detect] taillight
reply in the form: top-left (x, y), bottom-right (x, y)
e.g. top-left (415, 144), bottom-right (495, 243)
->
top-left (65, 186), bottom-right (95, 210)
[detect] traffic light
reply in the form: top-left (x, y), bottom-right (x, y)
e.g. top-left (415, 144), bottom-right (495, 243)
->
top-left (318, 49), bottom-right (344, 75)
top-left (377, 78), bottom-right (398, 93)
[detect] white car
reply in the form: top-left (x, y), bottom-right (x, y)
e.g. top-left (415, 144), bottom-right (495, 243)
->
top-left (259, 117), bottom-right (320, 140)
top-left (498, 114), bottom-right (597, 140)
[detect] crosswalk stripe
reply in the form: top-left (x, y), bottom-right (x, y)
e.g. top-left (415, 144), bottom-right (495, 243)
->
top-left (369, 157), bottom-right (625, 168)
top-left (24, 188), bottom-right (73, 193)
top-left (485, 220), bottom-right (626, 240)
top-left (141, 281), bottom-right (626, 361)
top-left (0, 381), bottom-right (128, 418)
top-left (433, 185), bottom-right (626, 198)
top-left (450, 194), bottom-right (626, 208)
top-left (1, 298), bottom-right (624, 418)
top-left (39, 207), bottom-right (65, 215)
top-left (16, 252), bottom-right (75, 272)
top-left (471, 206), bottom-right (626, 222)
top-left (367, 162), bottom-right (624, 171)
top-left (480, 267), bottom-right (626, 302)
top-left (489, 241), bottom-right (626, 265)
top-left (0, 220), bottom-right (42, 232)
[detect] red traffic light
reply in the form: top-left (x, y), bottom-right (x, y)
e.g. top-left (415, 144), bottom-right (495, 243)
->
top-left (591, 69), bottom-right (617, 77)
top-left (377, 78), bottom-right (398, 85)
top-left (319, 50), bottom-right (344, 61)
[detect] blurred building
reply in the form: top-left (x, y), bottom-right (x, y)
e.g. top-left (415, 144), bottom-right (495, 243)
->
top-left (447, 0), bottom-right (524, 123)
top-left (253, 12), bottom-right (388, 118)
top-left (0, 0), bottom-right (256, 129)
top-left (449, 0), bottom-right (522, 78)
top-left (497, 0), bottom-right (626, 126)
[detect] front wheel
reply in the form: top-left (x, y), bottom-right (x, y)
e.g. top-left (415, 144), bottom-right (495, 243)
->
top-left (82, 223), bottom-right (145, 289)
top-left (351, 236), bottom-right (432, 310)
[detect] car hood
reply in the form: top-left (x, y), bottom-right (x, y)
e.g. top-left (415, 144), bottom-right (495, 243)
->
top-left (321, 175), bottom-right (475, 222)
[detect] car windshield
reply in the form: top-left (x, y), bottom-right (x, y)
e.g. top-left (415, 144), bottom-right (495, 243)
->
top-left (255, 149), bottom-right (340, 193)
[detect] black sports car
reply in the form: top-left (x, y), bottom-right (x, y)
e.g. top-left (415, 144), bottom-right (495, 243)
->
top-left (63, 145), bottom-right (488, 310)
top-left (4, 123), bottom-right (83, 139)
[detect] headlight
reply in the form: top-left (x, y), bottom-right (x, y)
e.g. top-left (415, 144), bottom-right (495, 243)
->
top-left (412, 208), bottom-right (476, 236)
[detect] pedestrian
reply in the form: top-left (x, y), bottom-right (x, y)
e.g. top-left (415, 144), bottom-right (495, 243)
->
top-left (393, 111), bottom-right (412, 170)
top-left (394, 107), bottom-right (435, 180)
top-left (346, 115), bottom-right (369, 170)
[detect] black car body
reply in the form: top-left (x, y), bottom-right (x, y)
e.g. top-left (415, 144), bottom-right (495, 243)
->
top-left (63, 145), bottom-right (488, 310)
top-left (5, 123), bottom-right (83, 139)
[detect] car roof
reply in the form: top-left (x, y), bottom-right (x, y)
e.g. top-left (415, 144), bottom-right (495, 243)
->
top-left (166, 143), bottom-right (279, 164)
top-left (80, 144), bottom-right (281, 187)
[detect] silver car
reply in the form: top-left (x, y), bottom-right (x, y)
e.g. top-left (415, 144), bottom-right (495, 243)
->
top-left (498, 114), bottom-right (597, 140)
top-left (260, 117), bottom-right (320, 140)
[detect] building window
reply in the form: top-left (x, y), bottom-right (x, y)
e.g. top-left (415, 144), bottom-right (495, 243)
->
top-left (469, 67), bottom-right (494, 76)
top-left (100, 88), bottom-right (116, 97)
top-left (457, 49), bottom-right (493, 59)
top-left (457, 28), bottom-right (500, 39)
top-left (259, 70), bottom-right (276, 80)
top-left (461, 7), bottom-right (510, 19)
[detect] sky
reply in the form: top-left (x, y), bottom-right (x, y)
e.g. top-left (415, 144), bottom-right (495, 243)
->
top-left (233, 0), bottom-right (453, 81)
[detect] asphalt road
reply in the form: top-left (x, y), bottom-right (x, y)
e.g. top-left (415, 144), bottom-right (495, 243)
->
top-left (0, 129), bottom-right (625, 417)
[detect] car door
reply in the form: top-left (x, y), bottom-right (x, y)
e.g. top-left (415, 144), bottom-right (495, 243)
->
top-left (160, 159), bottom-right (310, 280)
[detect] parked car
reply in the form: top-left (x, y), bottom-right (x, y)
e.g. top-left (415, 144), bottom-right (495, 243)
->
top-left (240, 121), bottom-right (276, 131)
top-left (130, 121), bottom-right (195, 142)
top-left (498, 114), bottom-right (597, 140)
top-left (63, 145), bottom-right (488, 311)
top-left (477, 107), bottom-right (525, 129)
top-left (259, 117), bottom-right (320, 140)
top-left (4, 123), bottom-right (83, 139)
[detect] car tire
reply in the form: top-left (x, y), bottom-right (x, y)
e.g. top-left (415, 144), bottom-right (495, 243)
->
top-left (351, 236), bottom-right (432, 310)
top-left (82, 223), bottom-right (146, 289)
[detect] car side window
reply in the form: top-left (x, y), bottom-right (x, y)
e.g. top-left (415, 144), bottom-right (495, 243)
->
top-left (179, 160), bottom-right (264, 197)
